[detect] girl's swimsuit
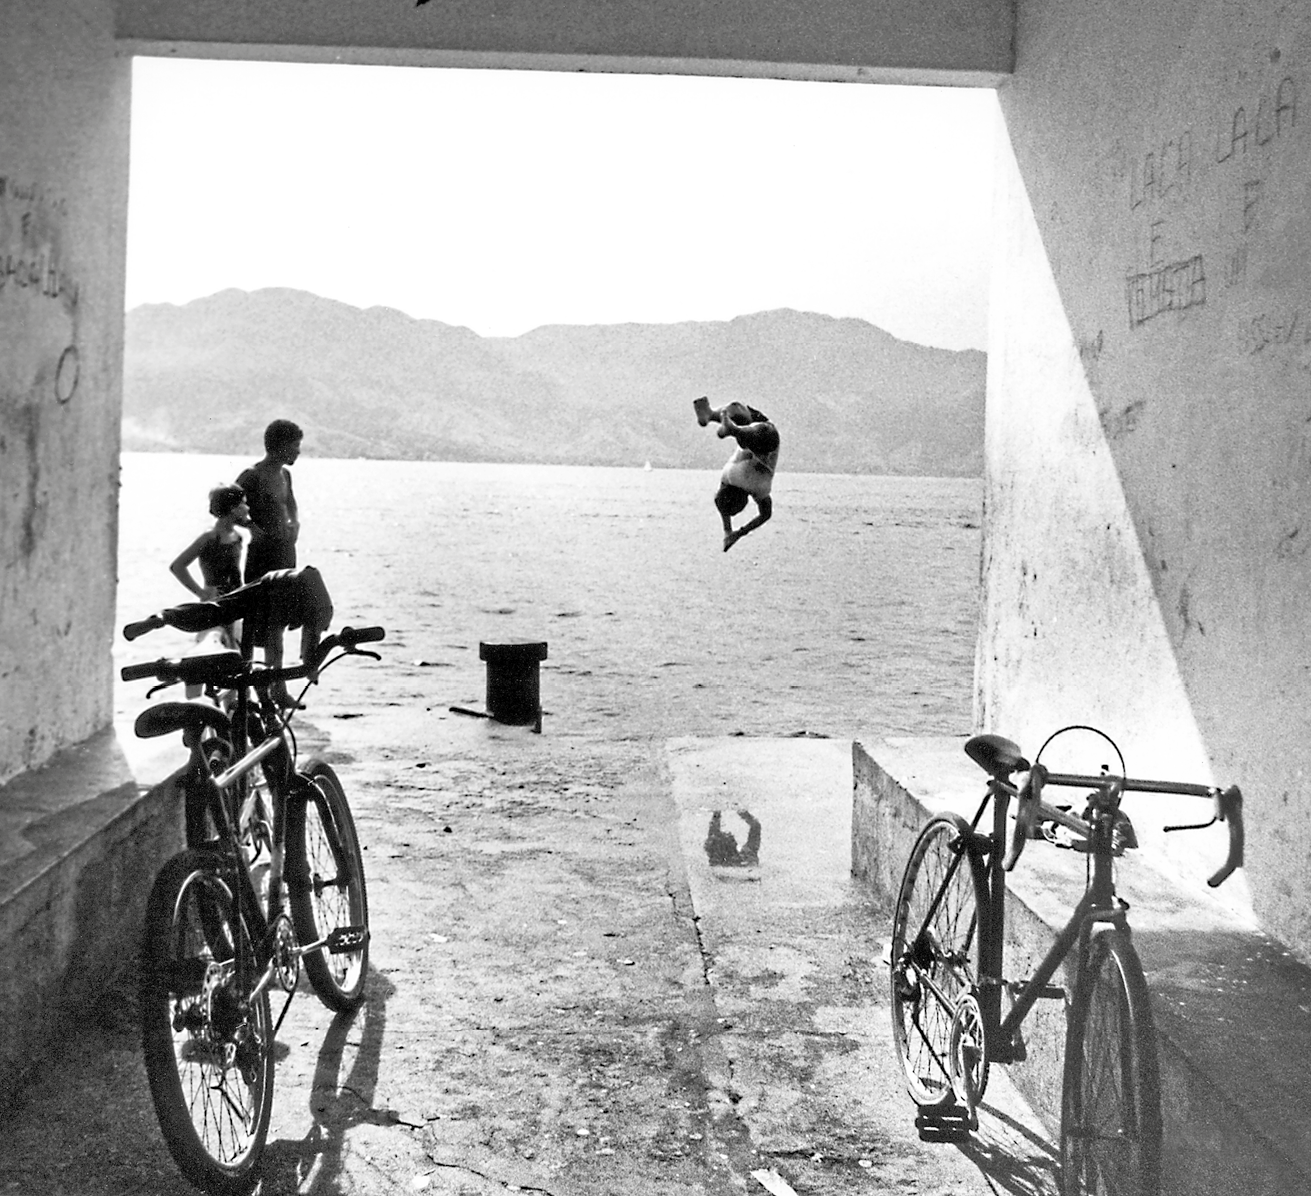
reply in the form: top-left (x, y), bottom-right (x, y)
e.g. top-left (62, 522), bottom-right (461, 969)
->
top-left (197, 533), bottom-right (242, 595)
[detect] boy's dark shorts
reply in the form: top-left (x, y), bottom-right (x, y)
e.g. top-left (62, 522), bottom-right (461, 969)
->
top-left (715, 484), bottom-right (750, 517)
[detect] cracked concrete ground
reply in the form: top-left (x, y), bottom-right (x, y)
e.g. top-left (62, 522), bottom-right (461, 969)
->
top-left (0, 701), bottom-right (1056, 1196)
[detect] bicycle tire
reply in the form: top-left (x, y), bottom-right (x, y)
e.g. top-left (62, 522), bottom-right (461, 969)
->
top-left (889, 812), bottom-right (988, 1107)
top-left (287, 760), bottom-right (370, 1011)
top-left (140, 850), bottom-right (274, 1195)
top-left (1060, 928), bottom-right (1162, 1196)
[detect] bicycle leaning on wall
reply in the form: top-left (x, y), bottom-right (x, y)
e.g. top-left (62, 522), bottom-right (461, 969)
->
top-left (887, 725), bottom-right (1245, 1196)
top-left (120, 568), bottom-right (385, 1194)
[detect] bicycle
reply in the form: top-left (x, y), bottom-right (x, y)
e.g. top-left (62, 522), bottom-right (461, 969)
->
top-left (121, 572), bottom-right (385, 1194)
top-left (887, 725), bottom-right (1245, 1196)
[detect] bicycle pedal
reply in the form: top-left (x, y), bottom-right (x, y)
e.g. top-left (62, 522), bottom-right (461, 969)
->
top-left (914, 1104), bottom-right (976, 1141)
top-left (1006, 980), bottom-right (1066, 1001)
top-left (326, 925), bottom-right (369, 954)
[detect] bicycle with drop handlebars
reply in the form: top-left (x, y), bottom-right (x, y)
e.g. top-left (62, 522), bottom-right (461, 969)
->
top-left (120, 583), bottom-right (385, 1195)
top-left (887, 725), bottom-right (1245, 1196)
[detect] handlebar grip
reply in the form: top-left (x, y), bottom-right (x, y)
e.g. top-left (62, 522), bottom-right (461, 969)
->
top-left (1206, 785), bottom-right (1245, 888)
top-left (123, 615), bottom-right (165, 642)
top-left (121, 660), bottom-right (165, 682)
top-left (340, 625), bottom-right (386, 647)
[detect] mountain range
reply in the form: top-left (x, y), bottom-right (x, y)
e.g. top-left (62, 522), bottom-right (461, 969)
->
top-left (122, 288), bottom-right (985, 476)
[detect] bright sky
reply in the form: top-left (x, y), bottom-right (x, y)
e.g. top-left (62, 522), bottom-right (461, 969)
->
top-left (126, 59), bottom-right (997, 351)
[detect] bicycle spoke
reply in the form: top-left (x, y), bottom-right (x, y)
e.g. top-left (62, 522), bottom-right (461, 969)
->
top-left (288, 762), bottom-right (370, 1011)
top-left (890, 814), bottom-right (986, 1107)
top-left (1061, 931), bottom-right (1160, 1196)
top-left (141, 852), bottom-right (274, 1192)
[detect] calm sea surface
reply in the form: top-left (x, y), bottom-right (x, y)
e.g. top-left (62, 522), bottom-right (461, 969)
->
top-left (116, 453), bottom-right (981, 742)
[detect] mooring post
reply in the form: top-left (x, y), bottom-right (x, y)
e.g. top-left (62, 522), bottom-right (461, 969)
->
top-left (478, 640), bottom-right (548, 732)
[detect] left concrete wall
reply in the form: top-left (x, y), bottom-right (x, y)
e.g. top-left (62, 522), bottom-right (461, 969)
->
top-left (0, 0), bottom-right (129, 784)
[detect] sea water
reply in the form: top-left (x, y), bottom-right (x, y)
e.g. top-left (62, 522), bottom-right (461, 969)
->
top-left (116, 453), bottom-right (981, 742)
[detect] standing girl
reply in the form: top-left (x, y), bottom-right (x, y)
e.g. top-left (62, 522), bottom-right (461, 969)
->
top-left (170, 483), bottom-right (249, 653)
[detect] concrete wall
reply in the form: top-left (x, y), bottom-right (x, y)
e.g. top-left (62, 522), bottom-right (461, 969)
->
top-left (0, 1), bottom-right (130, 784)
top-left (114, 0), bottom-right (1012, 86)
top-left (981, 0), bottom-right (1311, 954)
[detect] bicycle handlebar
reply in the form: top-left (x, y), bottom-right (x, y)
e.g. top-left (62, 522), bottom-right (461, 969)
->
top-left (990, 755), bottom-right (1245, 886)
top-left (336, 625), bottom-right (385, 648)
top-left (119, 626), bottom-right (386, 692)
top-left (123, 603), bottom-right (226, 641)
top-left (119, 651), bottom-right (246, 688)
top-left (123, 613), bottom-right (167, 642)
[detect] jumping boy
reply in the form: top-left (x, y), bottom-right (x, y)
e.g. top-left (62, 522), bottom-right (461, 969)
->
top-left (694, 397), bottom-right (780, 552)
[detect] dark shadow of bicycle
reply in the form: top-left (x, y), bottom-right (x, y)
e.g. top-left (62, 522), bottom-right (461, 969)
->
top-left (955, 1101), bottom-right (1060, 1196)
top-left (256, 965), bottom-right (399, 1194)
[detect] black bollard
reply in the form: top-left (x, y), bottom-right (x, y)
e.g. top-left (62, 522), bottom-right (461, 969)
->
top-left (478, 640), bottom-right (548, 732)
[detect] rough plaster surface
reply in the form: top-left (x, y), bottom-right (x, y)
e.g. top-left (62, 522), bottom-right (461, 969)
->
top-left (983, 0), bottom-right (1309, 951)
top-left (0, 0), bottom-right (128, 782)
top-left (115, 0), bottom-right (1013, 85)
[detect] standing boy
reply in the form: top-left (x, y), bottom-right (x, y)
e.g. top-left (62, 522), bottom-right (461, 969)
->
top-left (237, 419), bottom-right (302, 584)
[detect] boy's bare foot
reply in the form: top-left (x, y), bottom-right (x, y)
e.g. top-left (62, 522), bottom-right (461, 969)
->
top-left (693, 396), bottom-right (714, 426)
top-left (723, 530), bottom-right (742, 552)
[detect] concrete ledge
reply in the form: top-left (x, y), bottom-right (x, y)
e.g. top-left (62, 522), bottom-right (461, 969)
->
top-left (853, 736), bottom-right (1311, 1196)
top-left (0, 723), bottom-right (186, 1118)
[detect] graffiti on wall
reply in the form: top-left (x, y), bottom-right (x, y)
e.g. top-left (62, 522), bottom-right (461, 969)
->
top-left (0, 177), bottom-right (79, 308)
top-left (1121, 72), bottom-right (1300, 336)
top-left (0, 175), bottom-right (80, 403)
top-left (1128, 130), bottom-right (1193, 211)
top-left (1238, 307), bottom-right (1311, 357)
top-left (1214, 76), bottom-right (1297, 165)
top-left (1126, 255), bottom-right (1206, 328)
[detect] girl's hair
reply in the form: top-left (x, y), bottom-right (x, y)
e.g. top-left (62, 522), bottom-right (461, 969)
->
top-left (208, 483), bottom-right (246, 518)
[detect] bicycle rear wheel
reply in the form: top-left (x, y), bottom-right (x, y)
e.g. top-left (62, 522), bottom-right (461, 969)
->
top-left (1060, 928), bottom-right (1162, 1196)
top-left (140, 850), bottom-right (274, 1195)
top-left (889, 812), bottom-right (988, 1107)
top-left (287, 760), bottom-right (370, 1011)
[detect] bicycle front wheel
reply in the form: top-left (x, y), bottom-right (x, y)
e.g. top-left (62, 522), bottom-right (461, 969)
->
top-left (287, 760), bottom-right (370, 1011)
top-left (1060, 928), bottom-right (1162, 1196)
top-left (889, 812), bottom-right (988, 1107)
top-left (140, 850), bottom-right (274, 1195)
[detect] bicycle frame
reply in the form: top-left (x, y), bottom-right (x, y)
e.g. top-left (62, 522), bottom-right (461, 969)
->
top-left (187, 692), bottom-right (291, 1014)
top-left (945, 765), bottom-right (1227, 1064)
top-left (182, 664), bottom-right (352, 1022)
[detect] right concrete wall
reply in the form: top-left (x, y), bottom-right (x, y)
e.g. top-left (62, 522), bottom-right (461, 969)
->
top-left (980, 0), bottom-right (1311, 953)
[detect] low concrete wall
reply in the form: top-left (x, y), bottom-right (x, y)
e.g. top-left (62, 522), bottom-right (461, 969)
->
top-left (854, 736), bottom-right (1311, 1195)
top-left (0, 727), bottom-right (183, 1117)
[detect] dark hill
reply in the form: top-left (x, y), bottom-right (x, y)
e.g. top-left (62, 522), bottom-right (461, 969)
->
top-left (123, 288), bottom-right (984, 475)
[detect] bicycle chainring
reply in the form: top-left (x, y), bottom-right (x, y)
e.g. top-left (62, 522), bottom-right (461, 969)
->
top-left (948, 992), bottom-right (989, 1122)
top-left (271, 913), bottom-right (301, 992)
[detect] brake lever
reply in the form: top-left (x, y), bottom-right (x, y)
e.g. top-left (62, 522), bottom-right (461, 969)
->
top-left (1207, 785), bottom-right (1244, 888)
top-left (1004, 763), bottom-right (1048, 871)
top-left (1164, 786), bottom-right (1245, 887)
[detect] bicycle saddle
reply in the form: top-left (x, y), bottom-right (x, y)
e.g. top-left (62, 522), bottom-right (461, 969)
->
top-left (135, 700), bottom-right (232, 741)
top-left (964, 734), bottom-right (1030, 778)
